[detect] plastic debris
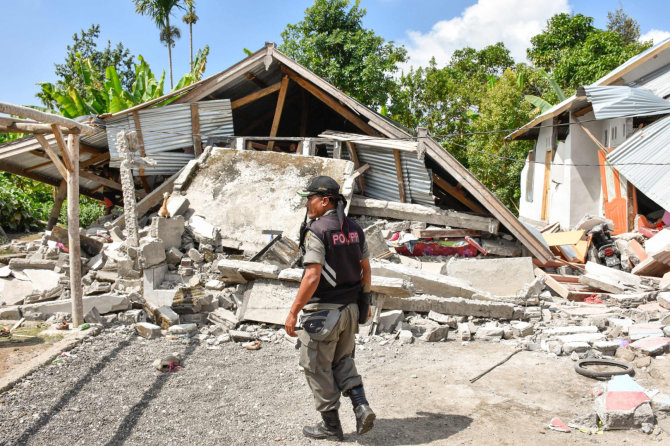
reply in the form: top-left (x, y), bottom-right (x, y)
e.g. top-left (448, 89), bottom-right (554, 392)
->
top-left (548, 417), bottom-right (571, 433)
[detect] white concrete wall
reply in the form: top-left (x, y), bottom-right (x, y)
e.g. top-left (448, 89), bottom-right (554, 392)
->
top-left (519, 121), bottom-right (554, 222)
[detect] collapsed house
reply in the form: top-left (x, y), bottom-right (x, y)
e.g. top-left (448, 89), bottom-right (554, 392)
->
top-left (2, 43), bottom-right (670, 432)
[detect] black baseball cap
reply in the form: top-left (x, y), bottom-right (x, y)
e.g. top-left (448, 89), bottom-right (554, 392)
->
top-left (297, 176), bottom-right (340, 197)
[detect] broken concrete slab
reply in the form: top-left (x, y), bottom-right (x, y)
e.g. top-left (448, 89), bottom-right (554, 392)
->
top-left (0, 305), bottom-right (21, 319)
top-left (143, 265), bottom-right (178, 308)
top-left (658, 292), bottom-right (670, 310)
top-left (155, 306), bottom-right (180, 329)
top-left (445, 257), bottom-right (534, 296)
top-left (24, 269), bottom-right (62, 292)
top-left (165, 247), bottom-right (183, 265)
top-left (593, 340), bottom-right (620, 355)
top-left (543, 326), bottom-right (599, 336)
top-left (182, 148), bottom-right (354, 251)
top-left (208, 308), bottom-right (239, 330)
top-left (510, 321), bottom-right (534, 337)
top-left (644, 228), bottom-right (670, 265)
top-left (0, 278), bottom-right (33, 306)
top-left (629, 323), bottom-right (664, 341)
top-left (149, 216), bottom-right (185, 250)
top-left (276, 268), bottom-right (414, 297)
top-left (595, 375), bottom-right (654, 430)
top-left (217, 258), bottom-right (281, 283)
top-left (371, 261), bottom-right (477, 299)
top-left (554, 333), bottom-right (606, 344)
top-left (8, 258), bottom-right (57, 270)
top-left (136, 322), bottom-right (161, 339)
top-left (166, 195), bottom-right (190, 217)
top-left (84, 307), bottom-right (105, 325)
top-left (629, 337), bottom-right (670, 356)
top-left (382, 295), bottom-right (515, 319)
top-left (20, 294), bottom-right (130, 317)
top-left (238, 279), bottom-right (300, 326)
top-left (363, 224), bottom-right (389, 259)
top-left (168, 323), bottom-right (197, 335)
top-left (579, 274), bottom-right (627, 294)
top-left (349, 196), bottom-right (499, 233)
top-left (427, 311), bottom-right (459, 327)
top-left (585, 261), bottom-right (643, 290)
top-left (608, 293), bottom-right (653, 308)
top-left (562, 341), bottom-right (590, 355)
top-left (47, 225), bottom-right (103, 257)
top-left (188, 215), bottom-right (218, 245)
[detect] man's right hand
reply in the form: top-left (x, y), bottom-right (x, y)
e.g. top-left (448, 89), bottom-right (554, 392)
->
top-left (285, 311), bottom-right (298, 337)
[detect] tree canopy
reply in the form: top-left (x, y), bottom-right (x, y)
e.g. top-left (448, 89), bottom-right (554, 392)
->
top-left (279, 0), bottom-right (407, 108)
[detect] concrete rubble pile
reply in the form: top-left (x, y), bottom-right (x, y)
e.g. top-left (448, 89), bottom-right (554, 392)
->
top-left (2, 147), bottom-right (670, 434)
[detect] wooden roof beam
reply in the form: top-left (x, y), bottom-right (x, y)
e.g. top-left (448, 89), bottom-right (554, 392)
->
top-left (244, 72), bottom-right (268, 89)
top-left (281, 65), bottom-right (381, 136)
top-left (0, 101), bottom-right (95, 135)
top-left (432, 173), bottom-right (487, 214)
top-left (50, 125), bottom-right (74, 172)
top-left (34, 135), bottom-right (67, 180)
top-left (231, 81), bottom-right (282, 110)
top-left (79, 152), bottom-right (110, 169)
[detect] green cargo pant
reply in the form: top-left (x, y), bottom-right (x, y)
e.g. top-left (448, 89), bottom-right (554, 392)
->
top-left (298, 302), bottom-right (362, 412)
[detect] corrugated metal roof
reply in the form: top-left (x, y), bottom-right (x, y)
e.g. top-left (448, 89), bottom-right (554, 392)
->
top-left (106, 99), bottom-right (234, 174)
top-left (608, 114), bottom-right (670, 211)
top-left (584, 85), bottom-right (670, 119)
top-left (629, 63), bottom-right (670, 99)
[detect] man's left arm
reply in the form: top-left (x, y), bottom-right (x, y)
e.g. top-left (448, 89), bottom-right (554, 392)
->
top-left (285, 263), bottom-right (322, 337)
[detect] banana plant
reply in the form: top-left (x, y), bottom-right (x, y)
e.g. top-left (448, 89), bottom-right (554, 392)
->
top-left (524, 68), bottom-right (567, 114)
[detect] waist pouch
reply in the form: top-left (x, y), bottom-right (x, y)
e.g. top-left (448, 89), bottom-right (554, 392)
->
top-left (300, 306), bottom-right (345, 341)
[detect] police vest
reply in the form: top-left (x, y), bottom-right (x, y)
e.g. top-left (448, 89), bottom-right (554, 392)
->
top-left (305, 213), bottom-right (365, 305)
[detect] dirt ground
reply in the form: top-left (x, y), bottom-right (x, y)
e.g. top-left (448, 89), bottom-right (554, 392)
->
top-left (0, 326), bottom-right (668, 445)
top-left (0, 322), bottom-right (64, 379)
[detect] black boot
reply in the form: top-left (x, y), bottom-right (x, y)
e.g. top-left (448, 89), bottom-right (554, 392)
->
top-left (348, 385), bottom-right (375, 435)
top-left (302, 410), bottom-right (344, 441)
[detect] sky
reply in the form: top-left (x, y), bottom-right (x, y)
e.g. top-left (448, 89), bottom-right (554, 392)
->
top-left (1, 0), bottom-right (670, 107)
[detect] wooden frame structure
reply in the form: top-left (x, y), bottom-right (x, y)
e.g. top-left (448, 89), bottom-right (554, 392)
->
top-left (0, 101), bottom-right (96, 326)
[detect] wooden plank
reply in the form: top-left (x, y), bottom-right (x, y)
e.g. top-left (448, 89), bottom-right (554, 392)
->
top-left (632, 257), bottom-right (670, 277)
top-left (25, 160), bottom-right (53, 173)
top-left (231, 81), bottom-right (281, 109)
top-left (0, 101), bottom-right (95, 134)
top-left (50, 125), bottom-right (73, 172)
top-left (549, 274), bottom-right (580, 284)
top-left (34, 135), bottom-right (67, 179)
top-left (540, 149), bottom-right (551, 221)
top-left (244, 72), bottom-right (268, 89)
top-left (542, 230), bottom-right (585, 247)
top-left (393, 149), bottom-right (406, 203)
top-left (190, 103), bottom-right (202, 157)
top-left (535, 267), bottom-right (570, 299)
top-left (282, 66), bottom-right (380, 136)
top-left (267, 75), bottom-right (290, 151)
top-left (47, 181), bottom-right (67, 230)
top-left (66, 133), bottom-right (84, 326)
top-left (0, 122), bottom-right (79, 135)
top-left (79, 152), bottom-right (110, 169)
top-left (350, 163), bottom-right (370, 180)
top-left (79, 170), bottom-right (123, 191)
top-left (432, 173), bottom-right (486, 214)
top-left (411, 228), bottom-right (482, 238)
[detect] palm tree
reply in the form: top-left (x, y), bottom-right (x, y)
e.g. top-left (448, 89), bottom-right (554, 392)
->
top-left (134, 0), bottom-right (187, 89)
top-left (182, 1), bottom-right (198, 69)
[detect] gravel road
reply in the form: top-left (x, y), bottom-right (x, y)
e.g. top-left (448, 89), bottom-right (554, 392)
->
top-left (0, 324), bottom-right (661, 445)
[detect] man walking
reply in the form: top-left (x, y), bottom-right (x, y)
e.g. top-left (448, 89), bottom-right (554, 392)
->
top-left (285, 175), bottom-right (375, 441)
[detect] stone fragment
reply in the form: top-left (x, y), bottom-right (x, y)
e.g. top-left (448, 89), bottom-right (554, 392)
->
top-left (480, 238), bottom-right (522, 257)
top-left (510, 321), bottom-right (534, 337)
top-left (629, 323), bottom-right (664, 341)
top-left (634, 356), bottom-right (651, 368)
top-left (188, 248), bottom-right (204, 263)
top-left (658, 292), bottom-right (670, 310)
top-left (427, 310), bottom-right (458, 327)
top-left (217, 258), bottom-right (281, 284)
top-left (139, 237), bottom-right (166, 268)
top-left (562, 341), bottom-right (590, 354)
top-left (189, 215), bottom-right (218, 245)
top-left (595, 375), bottom-right (653, 430)
top-left (378, 310), bottom-right (403, 333)
top-left (651, 393), bottom-right (670, 413)
top-left (168, 324), bottom-right (198, 335)
top-left (155, 306), bottom-right (180, 329)
top-left (398, 330), bottom-right (414, 344)
top-left (615, 347), bottom-right (636, 362)
top-left (136, 322), bottom-right (161, 339)
top-left (372, 261), bottom-right (478, 299)
top-left (87, 253), bottom-right (105, 270)
top-left (84, 307), bottom-right (105, 325)
top-left (205, 279), bottom-right (225, 291)
top-left (474, 323), bottom-right (503, 341)
top-left (363, 224), bottom-right (390, 258)
top-left (165, 247), bottom-right (183, 265)
top-left (166, 195), bottom-right (190, 217)
top-left (456, 323), bottom-right (471, 341)
top-left (229, 330), bottom-right (257, 342)
top-left (119, 309), bottom-right (146, 324)
top-left (149, 216), bottom-right (185, 250)
top-left (208, 308), bottom-right (239, 330)
top-left (420, 325), bottom-right (449, 342)
top-left (592, 341), bottom-right (619, 355)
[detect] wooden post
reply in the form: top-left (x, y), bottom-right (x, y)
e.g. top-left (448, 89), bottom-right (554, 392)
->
top-left (190, 103), bottom-right (202, 157)
top-left (393, 149), bottom-right (406, 203)
top-left (267, 75), bottom-right (290, 151)
top-left (47, 181), bottom-right (67, 230)
top-left (345, 141), bottom-right (365, 194)
top-left (66, 134), bottom-right (83, 327)
top-left (540, 149), bottom-right (552, 221)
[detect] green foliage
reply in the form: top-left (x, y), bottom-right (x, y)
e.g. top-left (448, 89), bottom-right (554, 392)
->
top-left (279, 0), bottom-right (407, 108)
top-left (467, 69), bottom-right (534, 211)
top-left (58, 198), bottom-right (104, 229)
top-left (0, 172), bottom-right (52, 232)
top-left (389, 44), bottom-right (515, 166)
top-left (607, 8), bottom-right (641, 45)
top-left (38, 25), bottom-right (135, 110)
top-left (527, 12), bottom-right (651, 91)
